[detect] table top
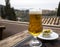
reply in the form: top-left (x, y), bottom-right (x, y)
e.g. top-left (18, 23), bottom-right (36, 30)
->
top-left (0, 25), bottom-right (5, 28)
top-left (0, 26), bottom-right (60, 47)
top-left (13, 27), bottom-right (60, 47)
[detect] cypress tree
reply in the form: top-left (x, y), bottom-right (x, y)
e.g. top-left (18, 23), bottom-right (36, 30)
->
top-left (1, 0), bottom-right (17, 21)
top-left (57, 2), bottom-right (60, 16)
top-left (5, 0), bottom-right (17, 21)
top-left (1, 7), bottom-right (6, 19)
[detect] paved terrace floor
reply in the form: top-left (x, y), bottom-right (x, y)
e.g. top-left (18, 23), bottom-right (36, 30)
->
top-left (0, 19), bottom-right (28, 40)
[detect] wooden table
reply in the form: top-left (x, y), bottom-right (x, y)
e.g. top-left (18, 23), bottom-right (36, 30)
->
top-left (13, 26), bottom-right (60, 47)
top-left (0, 26), bottom-right (5, 40)
top-left (0, 26), bottom-right (60, 47)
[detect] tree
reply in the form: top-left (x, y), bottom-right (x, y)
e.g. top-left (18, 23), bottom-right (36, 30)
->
top-left (1, 0), bottom-right (17, 21)
top-left (57, 2), bottom-right (60, 16)
top-left (6, 8), bottom-right (17, 21)
top-left (1, 7), bottom-right (6, 19)
top-left (5, 0), bottom-right (17, 21)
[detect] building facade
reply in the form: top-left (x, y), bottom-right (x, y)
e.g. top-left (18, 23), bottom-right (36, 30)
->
top-left (42, 9), bottom-right (57, 16)
top-left (15, 9), bottom-right (29, 22)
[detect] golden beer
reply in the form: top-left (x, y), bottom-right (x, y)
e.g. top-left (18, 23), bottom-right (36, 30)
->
top-left (28, 11), bottom-right (43, 37)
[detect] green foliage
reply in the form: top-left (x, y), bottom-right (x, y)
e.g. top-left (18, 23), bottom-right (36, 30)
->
top-left (7, 8), bottom-right (17, 21)
top-left (1, 7), bottom-right (6, 19)
top-left (57, 2), bottom-right (60, 16)
top-left (1, 0), bottom-right (17, 21)
top-left (5, 4), bottom-right (17, 21)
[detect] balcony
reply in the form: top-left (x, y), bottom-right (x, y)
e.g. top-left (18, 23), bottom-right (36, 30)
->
top-left (0, 16), bottom-right (60, 47)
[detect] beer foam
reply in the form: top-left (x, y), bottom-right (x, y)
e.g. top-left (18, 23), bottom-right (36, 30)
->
top-left (29, 11), bottom-right (42, 14)
top-left (29, 8), bottom-right (42, 14)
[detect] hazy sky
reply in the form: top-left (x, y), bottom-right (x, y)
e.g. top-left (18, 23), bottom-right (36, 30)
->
top-left (0, 0), bottom-right (60, 10)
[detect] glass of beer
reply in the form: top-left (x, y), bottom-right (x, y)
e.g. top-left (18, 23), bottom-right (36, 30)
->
top-left (28, 9), bottom-right (43, 47)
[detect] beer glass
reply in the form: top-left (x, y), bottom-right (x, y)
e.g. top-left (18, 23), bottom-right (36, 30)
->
top-left (28, 10), bottom-right (43, 47)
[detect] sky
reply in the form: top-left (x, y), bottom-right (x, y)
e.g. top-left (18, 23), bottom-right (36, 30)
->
top-left (0, 0), bottom-right (60, 10)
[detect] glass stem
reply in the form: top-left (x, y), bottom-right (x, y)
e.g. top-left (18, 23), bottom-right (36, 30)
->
top-left (34, 36), bottom-right (37, 38)
top-left (30, 36), bottom-right (42, 47)
top-left (33, 36), bottom-right (37, 41)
